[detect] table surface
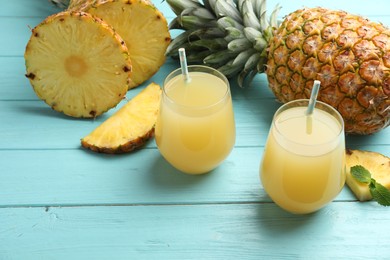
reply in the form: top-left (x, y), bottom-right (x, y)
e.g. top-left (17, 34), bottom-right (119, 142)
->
top-left (1, 0), bottom-right (389, 259)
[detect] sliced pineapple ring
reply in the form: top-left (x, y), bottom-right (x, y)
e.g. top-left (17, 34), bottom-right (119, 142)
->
top-left (72, 0), bottom-right (171, 89)
top-left (24, 11), bottom-right (131, 118)
top-left (346, 149), bottom-right (390, 201)
top-left (81, 82), bottom-right (162, 154)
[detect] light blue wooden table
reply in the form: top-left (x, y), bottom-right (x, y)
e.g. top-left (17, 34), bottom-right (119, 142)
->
top-left (1, 0), bottom-right (389, 259)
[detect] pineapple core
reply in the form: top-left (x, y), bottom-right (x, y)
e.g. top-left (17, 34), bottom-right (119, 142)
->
top-left (64, 55), bottom-right (88, 77)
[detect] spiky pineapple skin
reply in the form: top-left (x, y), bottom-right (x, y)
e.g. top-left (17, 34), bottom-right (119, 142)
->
top-left (266, 7), bottom-right (390, 135)
top-left (25, 11), bottom-right (131, 118)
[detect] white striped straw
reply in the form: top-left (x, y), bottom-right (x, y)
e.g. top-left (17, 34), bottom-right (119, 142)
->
top-left (306, 80), bottom-right (321, 116)
top-left (178, 48), bottom-right (191, 83)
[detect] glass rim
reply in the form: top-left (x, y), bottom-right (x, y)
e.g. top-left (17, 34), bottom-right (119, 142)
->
top-left (162, 65), bottom-right (230, 111)
top-left (273, 99), bottom-right (345, 148)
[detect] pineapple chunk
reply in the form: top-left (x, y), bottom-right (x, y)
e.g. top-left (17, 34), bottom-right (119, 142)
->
top-left (81, 82), bottom-right (162, 153)
top-left (70, 0), bottom-right (171, 89)
top-left (346, 149), bottom-right (390, 201)
top-left (25, 11), bottom-right (131, 118)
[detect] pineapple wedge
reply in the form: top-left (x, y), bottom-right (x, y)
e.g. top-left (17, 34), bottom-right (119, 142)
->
top-left (69, 0), bottom-right (171, 89)
top-left (25, 11), bottom-right (131, 118)
top-left (81, 82), bottom-right (161, 153)
top-left (346, 149), bottom-right (390, 201)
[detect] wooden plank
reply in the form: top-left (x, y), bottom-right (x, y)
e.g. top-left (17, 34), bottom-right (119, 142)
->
top-left (2, 96), bottom-right (388, 150)
top-left (2, 144), bottom-right (388, 207)
top-left (0, 57), bottom-right (37, 100)
top-left (2, 0), bottom-right (390, 19)
top-left (0, 147), bottom-right (270, 206)
top-left (0, 97), bottom-right (274, 149)
top-left (1, 203), bottom-right (389, 259)
top-left (0, 0), bottom-right (59, 17)
top-left (0, 17), bottom-right (44, 57)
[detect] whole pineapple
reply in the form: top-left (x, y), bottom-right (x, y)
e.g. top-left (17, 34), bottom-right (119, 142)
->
top-left (51, 0), bottom-right (171, 89)
top-left (165, 0), bottom-right (390, 135)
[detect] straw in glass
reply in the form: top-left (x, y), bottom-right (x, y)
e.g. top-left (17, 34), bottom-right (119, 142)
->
top-left (178, 48), bottom-right (191, 83)
top-left (306, 80), bottom-right (321, 134)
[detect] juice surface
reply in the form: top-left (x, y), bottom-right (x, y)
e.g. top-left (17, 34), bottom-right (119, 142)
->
top-left (274, 107), bottom-right (341, 148)
top-left (155, 72), bottom-right (235, 174)
top-left (260, 106), bottom-right (345, 214)
top-left (164, 72), bottom-right (227, 107)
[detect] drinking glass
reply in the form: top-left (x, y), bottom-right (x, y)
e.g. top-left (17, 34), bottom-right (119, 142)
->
top-left (155, 65), bottom-right (235, 174)
top-left (260, 99), bottom-right (346, 214)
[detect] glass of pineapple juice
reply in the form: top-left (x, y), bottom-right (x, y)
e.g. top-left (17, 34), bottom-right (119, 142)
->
top-left (155, 65), bottom-right (236, 174)
top-left (260, 99), bottom-right (346, 214)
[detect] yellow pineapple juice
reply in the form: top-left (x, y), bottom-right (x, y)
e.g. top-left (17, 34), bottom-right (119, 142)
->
top-left (155, 66), bottom-right (235, 174)
top-left (260, 100), bottom-right (345, 214)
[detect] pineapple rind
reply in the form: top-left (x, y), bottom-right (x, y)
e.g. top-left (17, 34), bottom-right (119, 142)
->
top-left (81, 82), bottom-right (162, 154)
top-left (25, 11), bottom-right (131, 118)
top-left (345, 149), bottom-right (390, 201)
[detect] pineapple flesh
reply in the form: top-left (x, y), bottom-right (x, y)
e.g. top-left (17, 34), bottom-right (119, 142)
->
top-left (346, 149), bottom-right (390, 201)
top-left (81, 82), bottom-right (162, 154)
top-left (25, 11), bottom-right (131, 118)
top-left (165, 0), bottom-right (390, 135)
top-left (68, 0), bottom-right (171, 89)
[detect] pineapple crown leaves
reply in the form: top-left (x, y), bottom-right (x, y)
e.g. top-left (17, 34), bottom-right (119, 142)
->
top-left (164, 0), bottom-right (281, 87)
top-left (49, 0), bottom-right (70, 9)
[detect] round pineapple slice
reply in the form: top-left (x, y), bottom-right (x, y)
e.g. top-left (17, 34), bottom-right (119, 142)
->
top-left (81, 82), bottom-right (162, 154)
top-left (25, 11), bottom-right (131, 118)
top-left (346, 149), bottom-right (390, 201)
top-left (69, 0), bottom-right (171, 89)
